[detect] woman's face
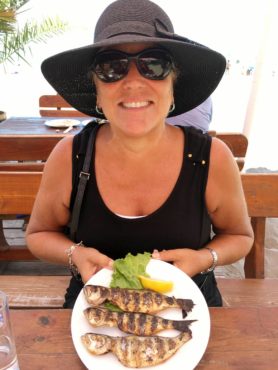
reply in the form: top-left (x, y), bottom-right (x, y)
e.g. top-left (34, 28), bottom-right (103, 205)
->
top-left (93, 43), bottom-right (175, 137)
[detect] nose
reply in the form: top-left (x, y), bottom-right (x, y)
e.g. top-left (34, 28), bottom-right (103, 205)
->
top-left (121, 61), bottom-right (146, 90)
top-left (124, 60), bottom-right (144, 81)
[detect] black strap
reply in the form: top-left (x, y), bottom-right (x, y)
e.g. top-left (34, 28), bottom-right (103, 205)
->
top-left (70, 125), bottom-right (97, 241)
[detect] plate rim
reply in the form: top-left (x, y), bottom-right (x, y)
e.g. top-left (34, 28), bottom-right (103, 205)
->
top-left (44, 118), bottom-right (81, 127)
top-left (71, 259), bottom-right (210, 370)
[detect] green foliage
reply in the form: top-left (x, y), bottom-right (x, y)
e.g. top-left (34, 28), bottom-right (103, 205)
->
top-left (110, 252), bottom-right (151, 289)
top-left (0, 0), bottom-right (68, 66)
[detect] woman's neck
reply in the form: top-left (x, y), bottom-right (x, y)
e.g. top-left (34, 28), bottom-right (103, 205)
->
top-left (99, 122), bottom-right (172, 158)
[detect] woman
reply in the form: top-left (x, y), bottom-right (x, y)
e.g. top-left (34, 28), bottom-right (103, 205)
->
top-left (26, 0), bottom-right (253, 308)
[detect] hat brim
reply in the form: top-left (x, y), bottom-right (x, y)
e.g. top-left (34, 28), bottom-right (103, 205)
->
top-left (41, 35), bottom-right (226, 118)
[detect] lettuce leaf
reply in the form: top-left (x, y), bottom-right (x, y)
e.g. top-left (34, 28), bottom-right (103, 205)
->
top-left (110, 252), bottom-right (151, 289)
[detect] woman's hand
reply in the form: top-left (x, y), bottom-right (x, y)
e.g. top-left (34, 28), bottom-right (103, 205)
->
top-left (152, 248), bottom-right (208, 277)
top-left (72, 246), bottom-right (114, 283)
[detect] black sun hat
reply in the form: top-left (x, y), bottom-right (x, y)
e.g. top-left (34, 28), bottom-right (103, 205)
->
top-left (41, 0), bottom-right (226, 118)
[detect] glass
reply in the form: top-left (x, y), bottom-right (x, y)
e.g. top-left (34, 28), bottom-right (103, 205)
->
top-left (0, 292), bottom-right (20, 370)
top-left (92, 48), bottom-right (173, 82)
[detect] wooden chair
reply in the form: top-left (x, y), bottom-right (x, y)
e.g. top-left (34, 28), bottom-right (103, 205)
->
top-left (39, 94), bottom-right (90, 117)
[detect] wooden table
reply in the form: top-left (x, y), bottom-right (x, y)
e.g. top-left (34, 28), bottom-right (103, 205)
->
top-left (0, 116), bottom-right (91, 169)
top-left (10, 306), bottom-right (278, 370)
top-left (0, 116), bottom-right (88, 136)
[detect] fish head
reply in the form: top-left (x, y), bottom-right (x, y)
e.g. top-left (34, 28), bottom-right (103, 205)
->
top-left (83, 307), bottom-right (110, 325)
top-left (81, 333), bottom-right (111, 355)
top-left (83, 285), bottom-right (109, 305)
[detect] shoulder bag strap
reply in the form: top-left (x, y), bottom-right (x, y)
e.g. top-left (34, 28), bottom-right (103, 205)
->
top-left (70, 125), bottom-right (97, 241)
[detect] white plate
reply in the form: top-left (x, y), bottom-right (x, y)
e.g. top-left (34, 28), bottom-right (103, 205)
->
top-left (44, 119), bottom-right (81, 128)
top-left (71, 259), bottom-right (210, 370)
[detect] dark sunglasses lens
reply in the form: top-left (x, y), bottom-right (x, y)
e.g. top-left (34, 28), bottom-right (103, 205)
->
top-left (93, 52), bottom-right (129, 82)
top-left (138, 50), bottom-right (172, 80)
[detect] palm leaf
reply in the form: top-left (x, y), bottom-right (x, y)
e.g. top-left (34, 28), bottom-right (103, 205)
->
top-left (0, 8), bottom-right (17, 33)
top-left (0, 1), bottom-right (29, 35)
top-left (0, 1), bottom-right (68, 67)
top-left (0, 0), bottom-right (29, 11)
top-left (0, 17), bottom-right (68, 66)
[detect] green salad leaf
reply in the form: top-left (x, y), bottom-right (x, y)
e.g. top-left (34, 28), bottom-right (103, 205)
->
top-left (110, 252), bottom-right (151, 289)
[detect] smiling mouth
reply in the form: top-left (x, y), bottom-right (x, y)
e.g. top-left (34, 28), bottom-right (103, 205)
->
top-left (121, 101), bottom-right (151, 109)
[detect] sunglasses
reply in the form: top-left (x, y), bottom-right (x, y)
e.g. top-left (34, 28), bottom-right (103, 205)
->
top-left (91, 48), bottom-right (174, 83)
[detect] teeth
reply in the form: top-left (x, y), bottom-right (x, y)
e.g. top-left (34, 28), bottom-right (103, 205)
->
top-left (122, 101), bottom-right (149, 108)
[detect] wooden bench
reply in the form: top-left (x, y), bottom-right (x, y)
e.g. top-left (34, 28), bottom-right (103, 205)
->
top-left (1, 275), bottom-right (277, 308)
top-left (39, 94), bottom-right (90, 117)
top-left (1, 172), bottom-right (277, 309)
top-left (0, 171), bottom-right (41, 260)
top-left (0, 275), bottom-right (70, 308)
top-left (215, 132), bottom-right (248, 171)
top-left (208, 131), bottom-right (248, 171)
top-left (242, 173), bottom-right (278, 278)
top-left (0, 131), bottom-right (247, 259)
top-left (217, 278), bottom-right (278, 307)
top-left (0, 132), bottom-right (247, 172)
top-left (0, 136), bottom-right (64, 253)
top-left (1, 172), bottom-right (277, 273)
top-left (0, 136), bottom-right (63, 171)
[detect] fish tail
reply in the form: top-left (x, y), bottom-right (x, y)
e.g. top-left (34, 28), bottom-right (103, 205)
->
top-left (176, 298), bottom-right (194, 318)
top-left (172, 319), bottom-right (197, 332)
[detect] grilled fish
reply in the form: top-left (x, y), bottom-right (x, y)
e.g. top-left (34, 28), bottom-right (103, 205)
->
top-left (84, 306), bottom-right (196, 336)
top-left (81, 331), bottom-right (192, 368)
top-left (83, 285), bottom-right (194, 318)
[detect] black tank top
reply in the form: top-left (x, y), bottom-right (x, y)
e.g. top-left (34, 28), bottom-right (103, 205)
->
top-left (64, 123), bottom-right (222, 307)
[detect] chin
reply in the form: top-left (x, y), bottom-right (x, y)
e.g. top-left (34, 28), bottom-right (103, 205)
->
top-left (128, 117), bottom-right (162, 133)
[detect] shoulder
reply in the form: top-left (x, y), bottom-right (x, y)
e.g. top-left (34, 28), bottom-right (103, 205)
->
top-left (210, 137), bottom-right (238, 173)
top-left (26, 136), bottom-right (74, 231)
top-left (41, 136), bottom-right (74, 205)
top-left (46, 135), bottom-right (73, 167)
top-left (206, 137), bottom-right (242, 212)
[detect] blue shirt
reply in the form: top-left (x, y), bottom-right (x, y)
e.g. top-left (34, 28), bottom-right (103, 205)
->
top-left (166, 97), bottom-right (212, 132)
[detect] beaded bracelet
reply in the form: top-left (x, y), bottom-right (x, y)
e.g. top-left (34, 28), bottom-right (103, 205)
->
top-left (200, 247), bottom-right (218, 274)
top-left (65, 241), bottom-right (83, 279)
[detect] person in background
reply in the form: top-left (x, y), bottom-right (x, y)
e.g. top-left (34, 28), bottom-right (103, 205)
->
top-left (26, 0), bottom-right (254, 308)
top-left (166, 96), bottom-right (212, 133)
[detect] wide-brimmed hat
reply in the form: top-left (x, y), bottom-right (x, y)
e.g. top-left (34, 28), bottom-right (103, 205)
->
top-left (41, 0), bottom-right (226, 118)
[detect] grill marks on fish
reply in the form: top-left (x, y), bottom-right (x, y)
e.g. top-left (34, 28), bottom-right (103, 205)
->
top-left (83, 307), bottom-right (195, 336)
top-left (84, 285), bottom-right (194, 317)
top-left (82, 285), bottom-right (196, 366)
top-left (81, 331), bottom-right (192, 368)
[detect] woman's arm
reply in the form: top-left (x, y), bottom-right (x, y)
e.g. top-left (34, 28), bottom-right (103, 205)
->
top-left (153, 138), bottom-right (254, 276)
top-left (26, 136), bottom-right (113, 282)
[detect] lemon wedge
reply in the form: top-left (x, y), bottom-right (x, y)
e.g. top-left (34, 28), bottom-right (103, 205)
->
top-left (138, 275), bottom-right (174, 293)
